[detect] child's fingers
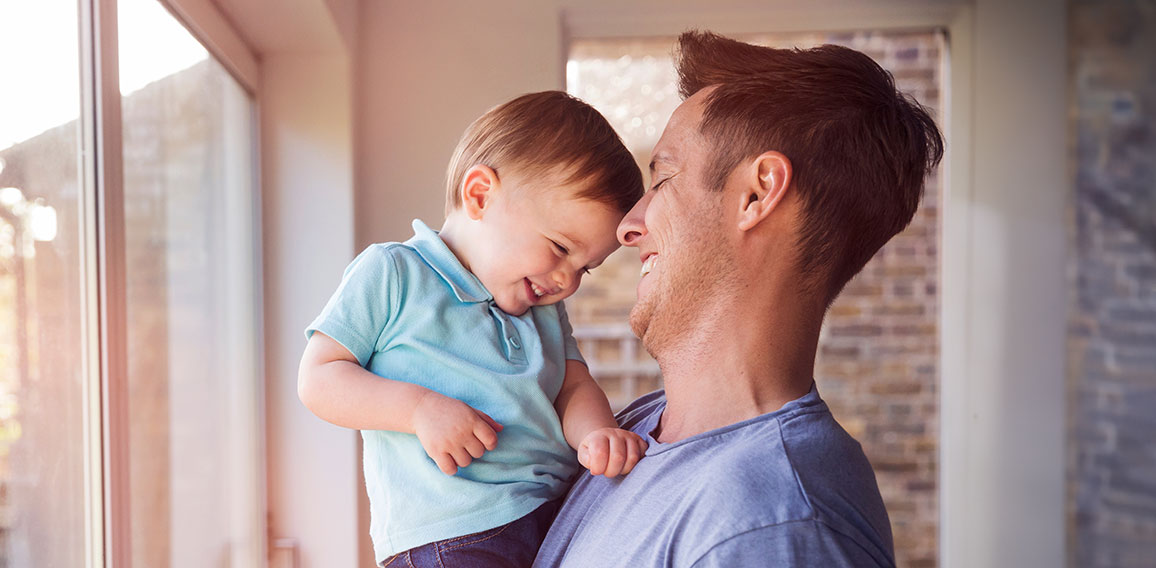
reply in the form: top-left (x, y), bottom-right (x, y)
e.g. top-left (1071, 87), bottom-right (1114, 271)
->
top-left (584, 436), bottom-right (610, 476)
top-left (433, 453), bottom-right (458, 476)
top-left (603, 434), bottom-right (628, 477)
top-left (465, 438), bottom-right (487, 459)
top-left (449, 448), bottom-right (473, 470)
top-left (620, 434), bottom-right (643, 476)
top-left (475, 410), bottom-right (504, 433)
top-left (473, 419), bottom-right (500, 451)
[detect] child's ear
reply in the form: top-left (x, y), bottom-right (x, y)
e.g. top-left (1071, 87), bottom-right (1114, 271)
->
top-left (737, 151), bottom-right (792, 232)
top-left (461, 165), bottom-right (499, 220)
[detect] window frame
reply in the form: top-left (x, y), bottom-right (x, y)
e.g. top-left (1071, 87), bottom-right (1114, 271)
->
top-left (76, 0), bottom-right (265, 565)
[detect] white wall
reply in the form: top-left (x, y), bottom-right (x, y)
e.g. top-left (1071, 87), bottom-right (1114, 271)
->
top-left (354, 0), bottom-right (562, 248)
top-left (261, 53), bottom-right (358, 568)
top-left (940, 0), bottom-right (1068, 566)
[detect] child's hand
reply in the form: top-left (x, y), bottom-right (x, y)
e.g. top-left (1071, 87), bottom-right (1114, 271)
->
top-left (577, 427), bottom-right (647, 477)
top-left (413, 391), bottom-right (503, 475)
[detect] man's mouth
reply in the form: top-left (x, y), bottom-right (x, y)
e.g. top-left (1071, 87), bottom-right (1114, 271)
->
top-left (640, 254), bottom-right (658, 277)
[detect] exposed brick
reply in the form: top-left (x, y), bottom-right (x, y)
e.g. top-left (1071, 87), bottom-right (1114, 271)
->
top-left (870, 382), bottom-right (924, 395)
top-left (1069, 2), bottom-right (1156, 566)
top-left (829, 324), bottom-right (884, 337)
top-left (821, 344), bottom-right (862, 359)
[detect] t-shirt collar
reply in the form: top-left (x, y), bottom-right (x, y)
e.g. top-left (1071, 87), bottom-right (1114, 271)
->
top-left (407, 219), bottom-right (493, 304)
top-left (642, 381), bottom-right (823, 455)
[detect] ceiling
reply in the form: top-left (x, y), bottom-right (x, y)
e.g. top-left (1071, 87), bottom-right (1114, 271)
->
top-left (209, 0), bottom-right (352, 55)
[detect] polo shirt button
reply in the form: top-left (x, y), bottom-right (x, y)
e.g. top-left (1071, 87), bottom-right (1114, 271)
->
top-left (509, 337), bottom-right (521, 349)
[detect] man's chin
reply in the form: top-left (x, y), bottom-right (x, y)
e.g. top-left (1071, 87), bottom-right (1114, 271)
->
top-left (629, 302), bottom-right (652, 345)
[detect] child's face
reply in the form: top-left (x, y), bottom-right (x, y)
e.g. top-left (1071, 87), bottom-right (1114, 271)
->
top-left (468, 170), bottom-right (624, 316)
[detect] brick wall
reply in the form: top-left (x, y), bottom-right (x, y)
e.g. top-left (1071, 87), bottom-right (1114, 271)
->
top-left (1068, 2), bottom-right (1156, 567)
top-left (568, 30), bottom-right (943, 568)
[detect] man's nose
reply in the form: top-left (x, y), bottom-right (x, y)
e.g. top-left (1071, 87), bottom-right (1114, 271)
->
top-left (617, 192), bottom-right (651, 247)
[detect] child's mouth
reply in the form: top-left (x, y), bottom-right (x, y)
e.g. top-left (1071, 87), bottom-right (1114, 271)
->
top-left (526, 279), bottom-right (558, 301)
top-left (531, 281), bottom-right (547, 298)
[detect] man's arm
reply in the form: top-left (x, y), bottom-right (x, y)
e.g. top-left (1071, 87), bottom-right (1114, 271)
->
top-left (298, 331), bottom-right (502, 475)
top-left (553, 359), bottom-right (647, 477)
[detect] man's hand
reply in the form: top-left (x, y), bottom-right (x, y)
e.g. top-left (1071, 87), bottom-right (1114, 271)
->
top-left (577, 427), bottom-right (648, 477)
top-left (413, 391), bottom-right (503, 475)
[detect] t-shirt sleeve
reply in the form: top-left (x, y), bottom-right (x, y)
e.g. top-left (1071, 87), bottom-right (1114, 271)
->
top-left (305, 245), bottom-right (399, 367)
top-left (556, 301), bottom-right (585, 364)
top-left (691, 521), bottom-right (894, 568)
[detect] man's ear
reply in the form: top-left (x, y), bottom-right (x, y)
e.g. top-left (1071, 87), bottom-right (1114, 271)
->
top-left (737, 151), bottom-right (792, 232)
top-left (461, 164), bottom-right (499, 220)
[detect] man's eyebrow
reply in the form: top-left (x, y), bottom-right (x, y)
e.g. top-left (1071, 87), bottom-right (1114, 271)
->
top-left (649, 153), bottom-right (673, 173)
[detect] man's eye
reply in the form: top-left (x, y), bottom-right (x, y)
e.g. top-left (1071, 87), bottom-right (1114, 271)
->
top-left (550, 240), bottom-right (569, 255)
top-left (651, 178), bottom-right (669, 191)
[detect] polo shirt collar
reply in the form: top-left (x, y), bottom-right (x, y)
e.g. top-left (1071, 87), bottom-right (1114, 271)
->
top-left (408, 219), bottom-right (493, 304)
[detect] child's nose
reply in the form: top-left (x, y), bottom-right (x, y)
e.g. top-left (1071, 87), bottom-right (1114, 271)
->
top-left (551, 268), bottom-right (574, 292)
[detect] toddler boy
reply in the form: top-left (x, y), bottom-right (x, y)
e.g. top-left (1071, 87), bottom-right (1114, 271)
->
top-left (298, 91), bottom-right (647, 567)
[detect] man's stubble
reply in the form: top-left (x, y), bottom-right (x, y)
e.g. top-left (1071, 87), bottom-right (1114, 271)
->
top-left (629, 204), bottom-right (735, 359)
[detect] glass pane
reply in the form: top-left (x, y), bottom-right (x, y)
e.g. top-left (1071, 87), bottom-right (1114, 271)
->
top-left (0, 0), bottom-right (86, 566)
top-left (568, 31), bottom-right (944, 568)
top-left (118, 1), bottom-right (262, 566)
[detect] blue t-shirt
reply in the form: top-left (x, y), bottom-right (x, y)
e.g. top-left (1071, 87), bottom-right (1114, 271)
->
top-left (306, 220), bottom-right (582, 563)
top-left (534, 384), bottom-right (895, 567)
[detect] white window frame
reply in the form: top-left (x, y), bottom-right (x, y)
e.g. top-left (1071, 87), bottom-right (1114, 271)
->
top-left (79, 0), bottom-right (265, 565)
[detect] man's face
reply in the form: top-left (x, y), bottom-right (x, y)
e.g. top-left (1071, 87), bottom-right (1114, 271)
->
top-left (615, 90), bottom-right (735, 352)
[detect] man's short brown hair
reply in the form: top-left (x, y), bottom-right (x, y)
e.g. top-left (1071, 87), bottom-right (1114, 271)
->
top-left (676, 31), bottom-right (944, 305)
top-left (445, 91), bottom-right (643, 215)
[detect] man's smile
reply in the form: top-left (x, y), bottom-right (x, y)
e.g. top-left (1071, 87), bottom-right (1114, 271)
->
top-left (640, 253), bottom-right (658, 277)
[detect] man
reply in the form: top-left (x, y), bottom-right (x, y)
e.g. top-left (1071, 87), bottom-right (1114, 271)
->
top-left (534, 30), bottom-right (943, 567)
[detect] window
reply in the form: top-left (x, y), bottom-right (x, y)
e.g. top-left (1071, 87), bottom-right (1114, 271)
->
top-left (0, 0), bottom-right (86, 565)
top-left (118, 1), bottom-right (263, 565)
top-left (0, 1), bottom-right (263, 565)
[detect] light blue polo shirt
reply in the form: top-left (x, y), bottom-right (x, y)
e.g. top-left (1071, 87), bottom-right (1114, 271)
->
top-left (306, 219), bottom-right (582, 563)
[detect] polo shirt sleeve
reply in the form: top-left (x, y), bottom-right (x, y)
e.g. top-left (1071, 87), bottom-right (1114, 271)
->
top-left (306, 244), bottom-right (400, 367)
top-left (556, 301), bottom-right (585, 364)
top-left (690, 521), bottom-right (893, 568)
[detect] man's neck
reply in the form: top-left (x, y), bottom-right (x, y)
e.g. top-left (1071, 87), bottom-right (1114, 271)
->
top-left (650, 277), bottom-right (823, 444)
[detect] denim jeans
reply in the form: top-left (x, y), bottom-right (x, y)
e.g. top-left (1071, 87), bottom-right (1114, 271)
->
top-left (381, 499), bottom-right (561, 568)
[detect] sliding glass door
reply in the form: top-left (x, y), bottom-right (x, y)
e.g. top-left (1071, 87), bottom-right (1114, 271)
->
top-left (0, 0), bottom-right (87, 566)
top-left (0, 1), bottom-right (264, 566)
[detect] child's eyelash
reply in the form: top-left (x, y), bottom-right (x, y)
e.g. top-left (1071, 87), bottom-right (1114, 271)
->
top-left (551, 240), bottom-right (569, 255)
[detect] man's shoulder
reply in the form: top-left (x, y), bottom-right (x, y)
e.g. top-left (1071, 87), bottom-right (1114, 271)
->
top-left (775, 404), bottom-right (888, 505)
